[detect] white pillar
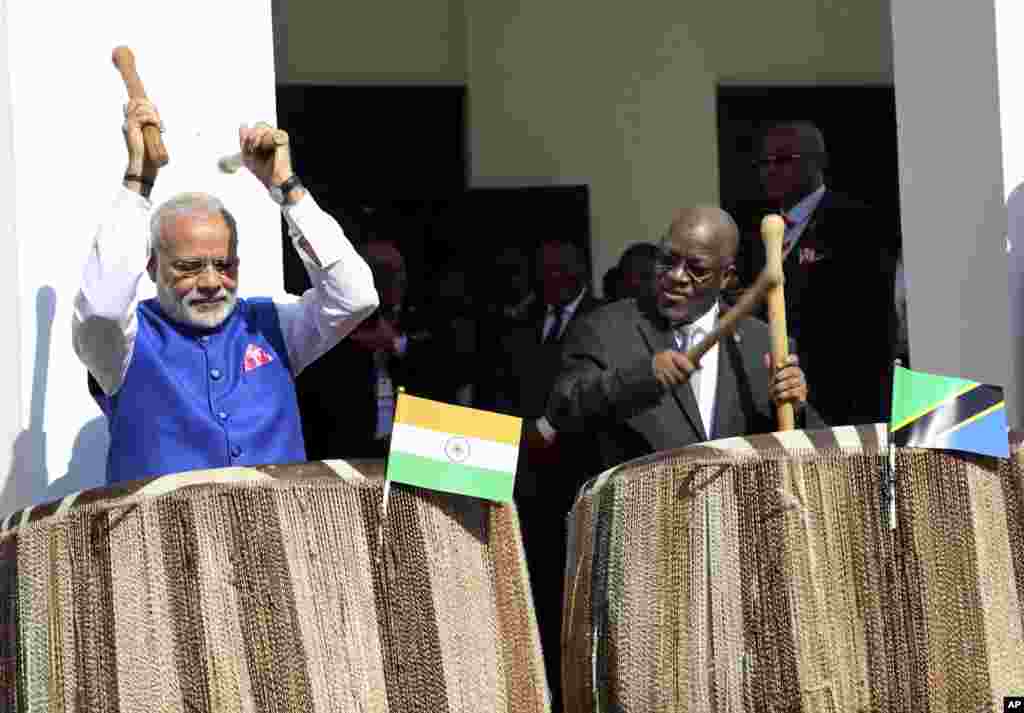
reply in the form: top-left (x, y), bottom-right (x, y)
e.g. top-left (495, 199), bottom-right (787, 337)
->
top-left (0, 0), bottom-right (283, 515)
top-left (0, 0), bottom-right (24, 511)
top-left (891, 0), bottom-right (1014, 411)
top-left (996, 1), bottom-right (1024, 430)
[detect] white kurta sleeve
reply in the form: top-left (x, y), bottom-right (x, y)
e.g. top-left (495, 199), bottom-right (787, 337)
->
top-left (72, 188), bottom-right (151, 396)
top-left (273, 191), bottom-right (379, 375)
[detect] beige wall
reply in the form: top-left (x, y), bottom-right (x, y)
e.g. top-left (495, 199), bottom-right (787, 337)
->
top-left (281, 0), bottom-right (466, 82)
top-left (465, 0), bottom-right (894, 290)
top-left (278, 0), bottom-right (894, 289)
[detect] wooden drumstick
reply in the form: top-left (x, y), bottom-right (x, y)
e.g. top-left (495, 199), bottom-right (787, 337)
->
top-left (762, 214), bottom-right (794, 431)
top-left (218, 129), bottom-right (289, 173)
top-left (761, 214), bottom-right (831, 658)
top-left (112, 46), bottom-right (169, 167)
top-left (684, 263), bottom-right (781, 366)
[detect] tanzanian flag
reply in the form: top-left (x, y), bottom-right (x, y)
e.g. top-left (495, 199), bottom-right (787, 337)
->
top-left (386, 392), bottom-right (522, 502)
top-left (890, 366), bottom-right (1009, 458)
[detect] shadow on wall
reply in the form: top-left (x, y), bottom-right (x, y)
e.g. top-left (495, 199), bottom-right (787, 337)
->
top-left (1007, 182), bottom-right (1024, 431)
top-left (1, 286), bottom-right (109, 519)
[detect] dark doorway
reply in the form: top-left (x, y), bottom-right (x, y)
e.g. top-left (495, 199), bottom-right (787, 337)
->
top-left (274, 83), bottom-right (591, 303)
top-left (276, 84), bottom-right (467, 202)
top-left (716, 84), bottom-right (901, 258)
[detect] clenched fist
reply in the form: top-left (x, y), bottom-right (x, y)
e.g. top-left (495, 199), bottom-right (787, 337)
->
top-left (652, 349), bottom-right (698, 389)
top-left (766, 353), bottom-right (809, 411)
top-left (239, 122), bottom-right (296, 191)
top-left (122, 98), bottom-right (163, 183)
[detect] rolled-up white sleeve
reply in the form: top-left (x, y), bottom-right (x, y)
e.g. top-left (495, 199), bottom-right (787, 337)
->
top-left (72, 188), bottom-right (151, 396)
top-left (274, 191), bottom-right (379, 374)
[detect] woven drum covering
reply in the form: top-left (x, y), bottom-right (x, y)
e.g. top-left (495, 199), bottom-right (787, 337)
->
top-left (563, 425), bottom-right (1024, 712)
top-left (0, 460), bottom-right (549, 713)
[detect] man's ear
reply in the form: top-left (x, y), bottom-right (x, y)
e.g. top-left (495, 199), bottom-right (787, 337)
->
top-left (721, 263), bottom-right (738, 290)
top-left (146, 251), bottom-right (157, 283)
top-left (812, 151), bottom-right (829, 182)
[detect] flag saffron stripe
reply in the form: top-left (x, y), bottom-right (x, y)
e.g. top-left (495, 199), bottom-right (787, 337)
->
top-left (891, 382), bottom-right (979, 432)
top-left (387, 452), bottom-right (515, 503)
top-left (931, 401), bottom-right (1005, 441)
top-left (394, 393), bottom-right (521, 446)
top-left (892, 384), bottom-right (1003, 447)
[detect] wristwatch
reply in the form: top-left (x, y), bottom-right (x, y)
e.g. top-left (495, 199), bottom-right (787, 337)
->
top-left (270, 174), bottom-right (304, 205)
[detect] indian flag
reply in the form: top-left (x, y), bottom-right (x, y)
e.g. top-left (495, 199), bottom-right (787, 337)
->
top-left (386, 392), bottom-right (523, 502)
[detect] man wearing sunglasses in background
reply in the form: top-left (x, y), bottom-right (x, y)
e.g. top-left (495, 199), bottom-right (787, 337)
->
top-left (547, 204), bottom-right (823, 477)
top-left (733, 121), bottom-right (899, 427)
top-left (74, 98), bottom-right (379, 484)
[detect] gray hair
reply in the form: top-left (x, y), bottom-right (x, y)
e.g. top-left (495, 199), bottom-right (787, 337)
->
top-left (149, 192), bottom-right (239, 255)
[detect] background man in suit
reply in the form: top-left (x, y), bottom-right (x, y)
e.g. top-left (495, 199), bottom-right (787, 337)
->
top-left (734, 121), bottom-right (899, 427)
top-left (484, 238), bottom-right (600, 436)
top-left (297, 239), bottom-right (459, 459)
top-left (603, 242), bottom-right (660, 303)
top-left (482, 237), bottom-right (598, 711)
top-left (547, 205), bottom-right (820, 476)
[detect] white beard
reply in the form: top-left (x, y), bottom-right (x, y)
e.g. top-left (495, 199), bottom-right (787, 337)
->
top-left (157, 281), bottom-right (238, 329)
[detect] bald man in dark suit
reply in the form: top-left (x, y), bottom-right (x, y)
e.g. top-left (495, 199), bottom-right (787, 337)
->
top-left (548, 205), bottom-right (822, 475)
top-left (735, 121), bottom-right (899, 427)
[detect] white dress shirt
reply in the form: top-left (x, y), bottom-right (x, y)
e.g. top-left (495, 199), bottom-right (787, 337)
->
top-left (535, 288), bottom-right (587, 442)
top-left (373, 350), bottom-right (397, 441)
top-left (372, 312), bottom-right (408, 441)
top-left (674, 301), bottom-right (720, 437)
top-left (782, 184), bottom-right (827, 257)
top-left (73, 187), bottom-right (379, 396)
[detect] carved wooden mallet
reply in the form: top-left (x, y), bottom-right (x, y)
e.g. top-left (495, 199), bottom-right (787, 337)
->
top-left (112, 46), bottom-right (169, 167)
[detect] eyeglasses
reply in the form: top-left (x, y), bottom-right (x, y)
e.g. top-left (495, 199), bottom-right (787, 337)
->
top-left (752, 153), bottom-right (812, 169)
top-left (654, 253), bottom-right (717, 286)
top-left (169, 256), bottom-right (239, 279)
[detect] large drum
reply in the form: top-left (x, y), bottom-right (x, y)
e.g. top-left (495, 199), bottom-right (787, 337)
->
top-left (0, 460), bottom-right (549, 712)
top-left (563, 425), bottom-right (1024, 712)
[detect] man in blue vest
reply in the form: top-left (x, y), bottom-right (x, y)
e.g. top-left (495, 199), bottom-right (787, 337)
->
top-left (73, 98), bottom-right (380, 483)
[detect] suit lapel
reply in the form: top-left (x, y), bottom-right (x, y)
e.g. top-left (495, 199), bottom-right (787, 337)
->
top-left (636, 317), bottom-right (707, 442)
top-left (784, 191), bottom-right (826, 270)
top-left (539, 291), bottom-right (598, 345)
top-left (532, 300), bottom-right (549, 344)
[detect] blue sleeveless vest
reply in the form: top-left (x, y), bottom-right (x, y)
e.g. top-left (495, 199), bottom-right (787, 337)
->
top-left (95, 297), bottom-right (307, 483)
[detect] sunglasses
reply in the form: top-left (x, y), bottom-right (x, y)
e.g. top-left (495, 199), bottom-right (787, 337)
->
top-left (654, 254), bottom-right (717, 286)
top-left (752, 152), bottom-right (820, 169)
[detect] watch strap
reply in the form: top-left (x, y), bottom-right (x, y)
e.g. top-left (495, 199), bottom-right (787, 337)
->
top-left (273, 174), bottom-right (304, 204)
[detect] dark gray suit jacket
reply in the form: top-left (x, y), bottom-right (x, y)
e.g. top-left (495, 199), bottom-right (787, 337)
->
top-left (546, 297), bottom-right (824, 474)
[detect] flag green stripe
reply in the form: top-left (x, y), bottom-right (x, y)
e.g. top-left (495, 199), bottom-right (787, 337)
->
top-left (890, 366), bottom-right (978, 429)
top-left (387, 451), bottom-right (515, 503)
top-left (891, 382), bottom-right (978, 431)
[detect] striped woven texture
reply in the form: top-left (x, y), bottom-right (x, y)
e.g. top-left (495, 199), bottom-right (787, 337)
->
top-left (0, 460), bottom-right (549, 712)
top-left (563, 425), bottom-right (1024, 712)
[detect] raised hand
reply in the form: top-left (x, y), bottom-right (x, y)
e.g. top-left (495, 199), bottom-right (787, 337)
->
top-left (122, 98), bottom-right (163, 191)
top-left (238, 122), bottom-right (294, 191)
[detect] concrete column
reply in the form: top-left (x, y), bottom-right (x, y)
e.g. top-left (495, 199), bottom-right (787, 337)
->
top-left (891, 0), bottom-right (1015, 412)
top-left (0, 0), bottom-right (282, 515)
